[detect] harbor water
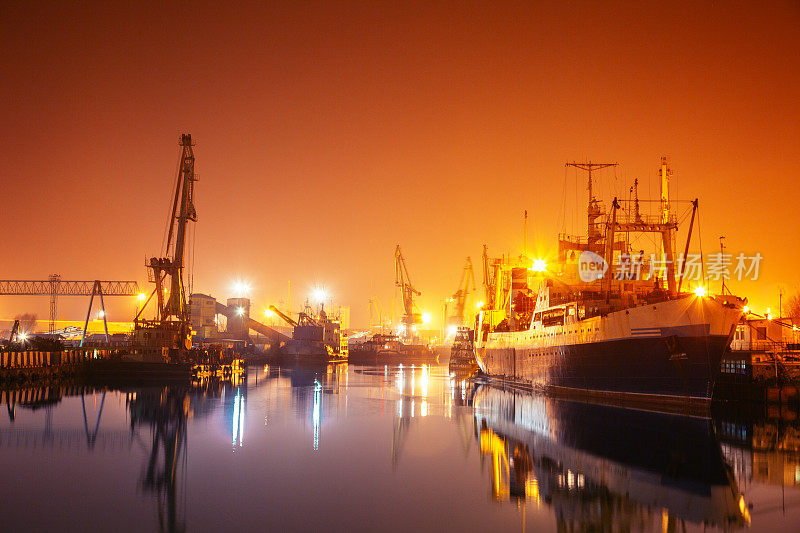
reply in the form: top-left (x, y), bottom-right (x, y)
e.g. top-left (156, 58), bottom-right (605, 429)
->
top-left (0, 364), bottom-right (798, 532)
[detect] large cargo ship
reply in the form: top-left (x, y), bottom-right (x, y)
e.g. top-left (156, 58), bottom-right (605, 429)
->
top-left (474, 159), bottom-right (746, 403)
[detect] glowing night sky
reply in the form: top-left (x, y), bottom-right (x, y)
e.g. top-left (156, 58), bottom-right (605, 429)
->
top-left (2, 1), bottom-right (799, 327)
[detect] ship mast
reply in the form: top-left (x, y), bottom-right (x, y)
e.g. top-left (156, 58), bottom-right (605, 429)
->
top-left (565, 162), bottom-right (618, 252)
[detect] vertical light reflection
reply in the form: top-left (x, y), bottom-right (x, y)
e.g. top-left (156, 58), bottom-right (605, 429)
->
top-left (312, 379), bottom-right (322, 451)
top-left (239, 392), bottom-right (245, 447)
top-left (232, 388), bottom-right (244, 448)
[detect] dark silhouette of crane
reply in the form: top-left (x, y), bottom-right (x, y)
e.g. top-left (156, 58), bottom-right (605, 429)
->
top-left (134, 134), bottom-right (197, 360)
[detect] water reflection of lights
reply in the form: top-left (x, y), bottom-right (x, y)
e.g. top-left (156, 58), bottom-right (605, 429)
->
top-left (420, 365), bottom-right (428, 398)
top-left (312, 380), bottom-right (322, 451)
top-left (232, 388), bottom-right (244, 448)
top-left (395, 366), bottom-right (405, 393)
top-left (421, 400), bottom-right (428, 417)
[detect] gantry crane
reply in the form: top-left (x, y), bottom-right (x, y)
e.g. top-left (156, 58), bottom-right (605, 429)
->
top-left (133, 134), bottom-right (198, 360)
top-left (448, 257), bottom-right (475, 327)
top-left (0, 279), bottom-right (140, 344)
top-left (394, 245), bottom-right (422, 332)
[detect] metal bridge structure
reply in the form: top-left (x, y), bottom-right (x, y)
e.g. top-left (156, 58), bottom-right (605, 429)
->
top-left (0, 277), bottom-right (140, 344)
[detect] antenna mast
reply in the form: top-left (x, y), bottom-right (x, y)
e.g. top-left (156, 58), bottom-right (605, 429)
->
top-left (565, 161), bottom-right (618, 251)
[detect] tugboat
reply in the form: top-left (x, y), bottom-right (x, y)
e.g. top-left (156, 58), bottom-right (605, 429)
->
top-left (269, 303), bottom-right (348, 364)
top-left (474, 159), bottom-right (746, 408)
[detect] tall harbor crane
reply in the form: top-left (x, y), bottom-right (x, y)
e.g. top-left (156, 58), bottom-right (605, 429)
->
top-left (133, 134), bottom-right (197, 360)
top-left (449, 257), bottom-right (475, 327)
top-left (394, 245), bottom-right (422, 332)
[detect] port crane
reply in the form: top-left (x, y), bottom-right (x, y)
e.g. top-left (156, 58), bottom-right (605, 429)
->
top-left (448, 257), bottom-right (475, 327)
top-left (481, 245), bottom-right (502, 310)
top-left (133, 134), bottom-right (197, 360)
top-left (269, 305), bottom-right (298, 327)
top-left (394, 245), bottom-right (422, 333)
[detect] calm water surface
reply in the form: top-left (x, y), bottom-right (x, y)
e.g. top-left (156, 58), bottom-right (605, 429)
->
top-left (1, 364), bottom-right (798, 532)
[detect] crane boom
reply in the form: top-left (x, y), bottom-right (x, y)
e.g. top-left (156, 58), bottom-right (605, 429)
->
top-left (269, 305), bottom-right (298, 327)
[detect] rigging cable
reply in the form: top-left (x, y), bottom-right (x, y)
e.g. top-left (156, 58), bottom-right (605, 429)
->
top-left (160, 145), bottom-right (183, 258)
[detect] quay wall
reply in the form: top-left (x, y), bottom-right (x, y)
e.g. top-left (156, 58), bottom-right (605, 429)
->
top-left (0, 349), bottom-right (120, 384)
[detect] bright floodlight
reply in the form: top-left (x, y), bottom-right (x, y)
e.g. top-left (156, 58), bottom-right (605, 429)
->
top-left (265, 308), bottom-right (275, 317)
top-left (312, 287), bottom-right (327, 303)
top-left (97, 310), bottom-right (105, 318)
top-left (743, 305), bottom-right (750, 314)
top-left (447, 324), bottom-right (458, 337)
top-left (421, 312), bottom-right (432, 325)
top-left (138, 292), bottom-right (146, 301)
top-left (476, 301), bottom-right (484, 309)
top-left (531, 259), bottom-right (547, 272)
top-left (236, 307), bottom-right (245, 316)
top-left (232, 280), bottom-right (251, 297)
top-left (694, 286), bottom-right (706, 298)
top-left (18, 332), bottom-right (28, 342)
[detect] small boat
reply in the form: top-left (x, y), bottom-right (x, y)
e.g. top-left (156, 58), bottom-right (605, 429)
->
top-left (349, 333), bottom-right (438, 366)
top-left (448, 327), bottom-right (479, 374)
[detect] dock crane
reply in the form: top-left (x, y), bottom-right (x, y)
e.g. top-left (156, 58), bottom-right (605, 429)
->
top-left (8, 320), bottom-right (21, 343)
top-left (395, 245), bottom-right (422, 334)
top-left (449, 257), bottom-right (475, 327)
top-left (481, 245), bottom-right (502, 310)
top-left (133, 134), bottom-right (198, 360)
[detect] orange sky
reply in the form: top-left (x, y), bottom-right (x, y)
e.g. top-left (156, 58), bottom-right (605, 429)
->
top-left (2, 1), bottom-right (799, 327)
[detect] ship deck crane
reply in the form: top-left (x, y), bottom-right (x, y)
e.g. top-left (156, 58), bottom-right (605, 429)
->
top-left (395, 245), bottom-right (422, 333)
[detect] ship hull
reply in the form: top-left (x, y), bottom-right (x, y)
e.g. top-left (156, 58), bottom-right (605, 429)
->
top-left (480, 333), bottom-right (729, 399)
top-left (476, 295), bottom-right (743, 401)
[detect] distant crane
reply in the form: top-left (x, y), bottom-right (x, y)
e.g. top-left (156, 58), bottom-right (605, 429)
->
top-left (394, 245), bottom-right (422, 333)
top-left (449, 257), bottom-right (475, 327)
top-left (9, 319), bottom-right (20, 343)
top-left (368, 296), bottom-right (386, 331)
top-left (134, 134), bottom-right (197, 359)
top-left (481, 245), bottom-right (501, 310)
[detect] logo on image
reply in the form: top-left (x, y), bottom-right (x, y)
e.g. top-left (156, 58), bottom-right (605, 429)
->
top-left (579, 251), bottom-right (608, 282)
